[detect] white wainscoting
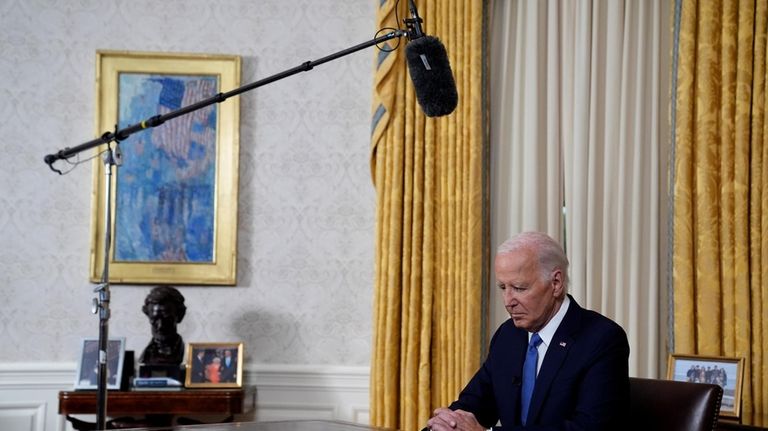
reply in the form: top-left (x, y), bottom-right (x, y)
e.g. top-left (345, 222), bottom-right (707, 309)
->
top-left (0, 363), bottom-right (370, 431)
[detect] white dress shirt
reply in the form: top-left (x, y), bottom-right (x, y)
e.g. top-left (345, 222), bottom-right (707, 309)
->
top-left (528, 295), bottom-right (570, 375)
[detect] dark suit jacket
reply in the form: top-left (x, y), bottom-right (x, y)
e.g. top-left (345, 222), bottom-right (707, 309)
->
top-left (449, 295), bottom-right (629, 430)
top-left (220, 358), bottom-right (237, 382)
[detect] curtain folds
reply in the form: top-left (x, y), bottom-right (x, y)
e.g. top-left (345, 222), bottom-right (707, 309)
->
top-left (672, 0), bottom-right (767, 423)
top-left (489, 0), bottom-right (666, 378)
top-left (369, 1), bottom-right (488, 430)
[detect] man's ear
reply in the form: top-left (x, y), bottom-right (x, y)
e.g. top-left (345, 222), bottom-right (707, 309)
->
top-left (551, 269), bottom-right (564, 297)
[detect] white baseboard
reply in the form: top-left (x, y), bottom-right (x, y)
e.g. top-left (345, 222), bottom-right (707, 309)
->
top-left (0, 363), bottom-right (370, 431)
top-left (246, 364), bottom-right (370, 424)
top-left (0, 400), bottom-right (47, 431)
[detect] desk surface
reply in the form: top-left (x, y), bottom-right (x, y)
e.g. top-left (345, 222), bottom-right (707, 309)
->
top-left (59, 387), bottom-right (255, 415)
top-left (79, 419), bottom-right (385, 431)
top-left (719, 416), bottom-right (768, 431)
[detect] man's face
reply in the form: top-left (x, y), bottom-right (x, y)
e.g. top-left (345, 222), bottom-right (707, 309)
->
top-left (148, 302), bottom-right (177, 341)
top-left (495, 248), bottom-right (563, 333)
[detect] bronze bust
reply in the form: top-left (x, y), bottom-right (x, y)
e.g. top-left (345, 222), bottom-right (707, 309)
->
top-left (139, 286), bottom-right (186, 365)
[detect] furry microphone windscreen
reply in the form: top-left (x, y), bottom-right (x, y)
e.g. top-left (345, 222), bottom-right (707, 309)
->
top-left (405, 35), bottom-right (459, 117)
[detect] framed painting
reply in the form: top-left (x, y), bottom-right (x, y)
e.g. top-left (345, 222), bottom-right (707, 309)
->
top-left (74, 337), bottom-right (126, 390)
top-left (667, 354), bottom-right (745, 419)
top-left (89, 50), bottom-right (241, 285)
top-left (185, 342), bottom-right (243, 388)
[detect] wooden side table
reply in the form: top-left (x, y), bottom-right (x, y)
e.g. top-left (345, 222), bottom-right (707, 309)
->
top-left (59, 387), bottom-right (255, 430)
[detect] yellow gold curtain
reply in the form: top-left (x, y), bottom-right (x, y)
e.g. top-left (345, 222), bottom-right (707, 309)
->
top-left (673, 0), bottom-right (767, 423)
top-left (369, 1), bottom-right (488, 430)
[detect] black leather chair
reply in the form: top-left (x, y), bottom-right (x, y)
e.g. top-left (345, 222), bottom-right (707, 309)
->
top-left (629, 377), bottom-right (723, 431)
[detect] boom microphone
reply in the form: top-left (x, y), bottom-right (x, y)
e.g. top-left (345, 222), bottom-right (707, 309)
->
top-left (404, 0), bottom-right (459, 117)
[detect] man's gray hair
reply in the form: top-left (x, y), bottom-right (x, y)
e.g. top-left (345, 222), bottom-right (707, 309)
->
top-left (497, 231), bottom-right (570, 289)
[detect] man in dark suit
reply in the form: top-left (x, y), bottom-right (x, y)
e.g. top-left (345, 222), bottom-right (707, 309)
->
top-left (426, 232), bottom-right (630, 431)
top-left (219, 349), bottom-right (238, 383)
top-left (191, 349), bottom-right (207, 383)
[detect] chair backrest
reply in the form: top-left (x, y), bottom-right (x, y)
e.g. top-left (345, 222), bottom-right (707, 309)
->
top-left (629, 377), bottom-right (723, 431)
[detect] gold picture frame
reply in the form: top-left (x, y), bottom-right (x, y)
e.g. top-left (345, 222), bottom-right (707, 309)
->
top-left (185, 342), bottom-right (243, 388)
top-left (667, 354), bottom-right (745, 419)
top-left (89, 50), bottom-right (241, 285)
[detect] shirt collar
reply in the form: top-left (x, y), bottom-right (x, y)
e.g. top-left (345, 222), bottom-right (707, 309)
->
top-left (529, 295), bottom-right (570, 347)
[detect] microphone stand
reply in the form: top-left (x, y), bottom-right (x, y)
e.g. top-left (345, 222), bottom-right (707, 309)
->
top-left (43, 28), bottom-right (407, 430)
top-left (93, 143), bottom-right (120, 431)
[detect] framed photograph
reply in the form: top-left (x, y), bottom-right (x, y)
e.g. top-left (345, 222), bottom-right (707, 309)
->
top-left (667, 354), bottom-right (745, 419)
top-left (185, 342), bottom-right (243, 388)
top-left (89, 50), bottom-right (241, 285)
top-left (74, 337), bottom-right (126, 390)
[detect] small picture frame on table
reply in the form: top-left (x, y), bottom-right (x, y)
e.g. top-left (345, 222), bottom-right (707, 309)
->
top-left (74, 337), bottom-right (126, 390)
top-left (185, 342), bottom-right (243, 388)
top-left (667, 354), bottom-right (745, 419)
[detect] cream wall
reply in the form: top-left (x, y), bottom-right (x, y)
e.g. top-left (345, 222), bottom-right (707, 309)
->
top-left (0, 1), bottom-right (376, 429)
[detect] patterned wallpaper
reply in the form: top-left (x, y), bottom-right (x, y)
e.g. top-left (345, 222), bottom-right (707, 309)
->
top-left (0, 0), bottom-right (375, 366)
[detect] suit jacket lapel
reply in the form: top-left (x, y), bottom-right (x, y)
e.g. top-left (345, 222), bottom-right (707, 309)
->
top-left (509, 327), bottom-right (528, 423)
top-left (525, 296), bottom-right (582, 425)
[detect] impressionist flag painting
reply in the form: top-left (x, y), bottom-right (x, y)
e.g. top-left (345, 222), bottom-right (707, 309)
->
top-left (90, 51), bottom-right (241, 285)
top-left (115, 74), bottom-right (218, 263)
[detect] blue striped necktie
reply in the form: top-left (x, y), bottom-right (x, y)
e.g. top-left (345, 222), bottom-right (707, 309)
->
top-left (521, 332), bottom-right (542, 426)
